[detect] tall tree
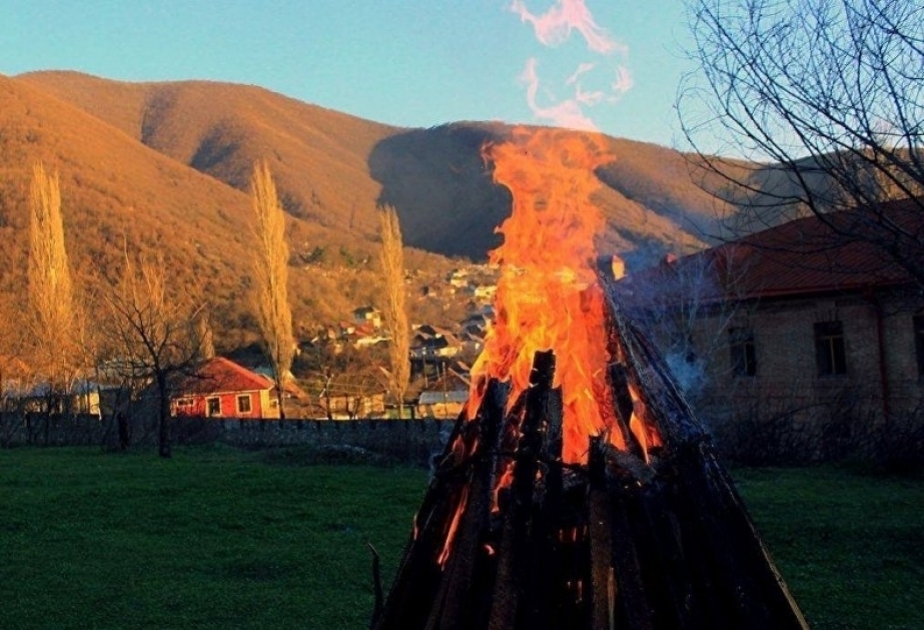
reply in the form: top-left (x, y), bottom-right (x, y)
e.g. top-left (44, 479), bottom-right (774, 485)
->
top-left (250, 161), bottom-right (295, 419)
top-left (681, 0), bottom-right (924, 287)
top-left (105, 253), bottom-right (206, 458)
top-left (27, 162), bottom-right (80, 406)
top-left (379, 205), bottom-right (410, 418)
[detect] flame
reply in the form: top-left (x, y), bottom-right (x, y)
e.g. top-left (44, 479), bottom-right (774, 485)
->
top-left (628, 382), bottom-right (662, 462)
top-left (466, 127), bottom-right (650, 465)
top-left (437, 485), bottom-right (469, 567)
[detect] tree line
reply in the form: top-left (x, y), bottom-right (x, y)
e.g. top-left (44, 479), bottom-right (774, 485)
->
top-left (7, 160), bottom-right (411, 458)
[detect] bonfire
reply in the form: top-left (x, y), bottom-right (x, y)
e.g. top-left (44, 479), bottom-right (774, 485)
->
top-left (371, 129), bottom-right (806, 630)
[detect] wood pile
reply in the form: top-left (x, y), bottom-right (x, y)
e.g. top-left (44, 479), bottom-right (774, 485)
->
top-left (371, 284), bottom-right (808, 630)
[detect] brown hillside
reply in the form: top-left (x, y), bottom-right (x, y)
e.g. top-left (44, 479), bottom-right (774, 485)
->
top-left (0, 73), bottom-right (255, 311)
top-left (5, 70), bottom-right (762, 355)
top-left (20, 72), bottom-right (732, 266)
top-left (0, 73), bottom-right (427, 346)
top-left (19, 70), bottom-right (397, 243)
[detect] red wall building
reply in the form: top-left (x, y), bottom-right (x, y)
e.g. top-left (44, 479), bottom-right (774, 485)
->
top-left (171, 357), bottom-right (279, 419)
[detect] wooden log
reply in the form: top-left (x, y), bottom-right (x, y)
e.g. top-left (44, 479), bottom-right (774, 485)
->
top-left (488, 350), bottom-right (554, 629)
top-left (374, 382), bottom-right (507, 630)
top-left (374, 281), bottom-right (808, 630)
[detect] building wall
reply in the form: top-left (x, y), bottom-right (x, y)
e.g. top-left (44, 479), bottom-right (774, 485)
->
top-left (685, 292), bottom-right (923, 425)
top-left (174, 389), bottom-right (269, 419)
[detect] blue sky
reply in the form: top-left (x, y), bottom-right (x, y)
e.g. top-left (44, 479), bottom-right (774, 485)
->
top-left (1, 1), bottom-right (695, 148)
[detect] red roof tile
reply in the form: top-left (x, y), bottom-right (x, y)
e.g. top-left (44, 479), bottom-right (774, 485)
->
top-left (176, 357), bottom-right (273, 396)
top-left (618, 198), bottom-right (923, 303)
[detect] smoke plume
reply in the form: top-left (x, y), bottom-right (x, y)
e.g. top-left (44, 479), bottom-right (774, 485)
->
top-left (511, 0), bottom-right (632, 130)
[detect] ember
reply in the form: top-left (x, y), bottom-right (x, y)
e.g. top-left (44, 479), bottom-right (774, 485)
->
top-left (371, 130), bottom-right (806, 629)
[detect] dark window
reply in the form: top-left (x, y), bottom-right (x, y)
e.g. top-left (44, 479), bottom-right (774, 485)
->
top-left (206, 397), bottom-right (221, 417)
top-left (729, 327), bottom-right (757, 377)
top-left (814, 321), bottom-right (847, 376)
top-left (236, 394), bottom-right (252, 414)
top-left (914, 315), bottom-right (924, 377)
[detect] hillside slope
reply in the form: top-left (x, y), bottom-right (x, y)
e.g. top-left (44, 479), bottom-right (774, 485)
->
top-left (0, 73), bottom-right (428, 341)
top-left (2, 70), bottom-right (750, 350)
top-left (20, 72), bottom-right (732, 264)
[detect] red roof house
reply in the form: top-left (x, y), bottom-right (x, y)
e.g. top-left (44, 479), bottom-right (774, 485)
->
top-left (615, 199), bottom-right (924, 431)
top-left (171, 357), bottom-right (280, 419)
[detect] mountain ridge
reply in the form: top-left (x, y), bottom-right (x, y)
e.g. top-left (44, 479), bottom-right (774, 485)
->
top-left (3, 70), bottom-right (735, 343)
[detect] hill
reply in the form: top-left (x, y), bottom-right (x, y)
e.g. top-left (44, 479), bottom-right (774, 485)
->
top-left (4, 70), bottom-right (739, 346)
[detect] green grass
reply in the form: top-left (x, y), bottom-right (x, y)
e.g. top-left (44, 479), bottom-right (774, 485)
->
top-left (0, 446), bottom-right (426, 630)
top-left (734, 466), bottom-right (924, 629)
top-left (1, 448), bottom-right (921, 629)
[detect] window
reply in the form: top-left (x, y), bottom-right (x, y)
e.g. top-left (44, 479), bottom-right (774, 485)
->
top-left (814, 321), bottom-right (847, 376)
top-left (729, 327), bottom-right (756, 377)
top-left (914, 315), bottom-right (924, 377)
top-left (236, 394), bottom-right (252, 414)
top-left (206, 397), bottom-right (221, 417)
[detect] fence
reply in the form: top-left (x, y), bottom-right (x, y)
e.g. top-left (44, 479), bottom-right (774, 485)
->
top-left (0, 412), bottom-right (456, 465)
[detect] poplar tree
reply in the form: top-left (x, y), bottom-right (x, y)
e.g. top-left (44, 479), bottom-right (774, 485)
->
top-left (379, 205), bottom-right (410, 418)
top-left (28, 162), bottom-right (78, 405)
top-left (251, 161), bottom-right (295, 419)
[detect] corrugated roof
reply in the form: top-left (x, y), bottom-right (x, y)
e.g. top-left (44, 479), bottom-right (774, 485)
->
top-left (419, 390), bottom-right (469, 405)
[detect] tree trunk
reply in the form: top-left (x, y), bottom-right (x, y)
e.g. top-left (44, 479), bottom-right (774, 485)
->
top-left (157, 374), bottom-right (171, 458)
top-left (276, 383), bottom-right (286, 420)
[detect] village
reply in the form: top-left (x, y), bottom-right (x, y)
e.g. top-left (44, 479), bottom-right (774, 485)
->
top-left (3, 2), bottom-right (924, 627)
top-left (0, 261), bottom-right (500, 427)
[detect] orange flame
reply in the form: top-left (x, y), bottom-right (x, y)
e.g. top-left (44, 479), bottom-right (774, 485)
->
top-left (466, 127), bottom-right (640, 465)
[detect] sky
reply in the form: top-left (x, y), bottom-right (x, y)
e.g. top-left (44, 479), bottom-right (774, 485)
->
top-left (1, 0), bottom-right (697, 148)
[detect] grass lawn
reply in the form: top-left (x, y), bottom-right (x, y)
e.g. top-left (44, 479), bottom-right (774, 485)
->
top-left (733, 466), bottom-right (924, 629)
top-left (0, 446), bottom-right (426, 630)
top-left (1, 447), bottom-right (922, 629)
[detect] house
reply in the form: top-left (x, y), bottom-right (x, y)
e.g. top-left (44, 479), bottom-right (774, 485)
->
top-left (5, 378), bottom-right (104, 417)
top-left (320, 391), bottom-right (387, 420)
top-left (352, 306), bottom-right (382, 330)
top-left (411, 325), bottom-right (463, 359)
top-left (343, 322), bottom-right (389, 349)
top-left (472, 284), bottom-right (497, 301)
top-left (448, 269), bottom-right (470, 288)
top-left (416, 364), bottom-right (471, 419)
top-left (616, 199), bottom-right (924, 427)
top-left (171, 357), bottom-right (283, 419)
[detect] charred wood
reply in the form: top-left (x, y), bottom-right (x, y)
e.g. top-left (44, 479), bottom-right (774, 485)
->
top-left (372, 287), bottom-right (807, 630)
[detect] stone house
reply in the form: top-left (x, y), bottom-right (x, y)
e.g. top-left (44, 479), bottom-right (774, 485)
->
top-left (617, 200), bottom-right (924, 427)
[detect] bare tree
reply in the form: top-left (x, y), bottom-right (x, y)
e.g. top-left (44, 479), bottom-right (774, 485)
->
top-left (251, 161), bottom-right (295, 419)
top-left (681, 0), bottom-right (924, 287)
top-left (104, 253), bottom-right (206, 458)
top-left (27, 162), bottom-right (81, 410)
top-left (379, 205), bottom-right (410, 418)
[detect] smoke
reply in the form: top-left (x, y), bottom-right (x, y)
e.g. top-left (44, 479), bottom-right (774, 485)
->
top-left (511, 0), bottom-right (626, 54)
top-left (520, 58), bottom-right (598, 131)
top-left (511, 0), bottom-right (632, 130)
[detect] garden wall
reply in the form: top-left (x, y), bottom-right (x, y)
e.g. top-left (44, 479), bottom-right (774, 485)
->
top-left (0, 413), bottom-right (456, 465)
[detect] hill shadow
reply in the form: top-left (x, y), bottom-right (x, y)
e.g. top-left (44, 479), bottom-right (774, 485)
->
top-left (368, 124), bottom-right (510, 260)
